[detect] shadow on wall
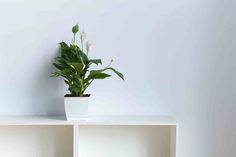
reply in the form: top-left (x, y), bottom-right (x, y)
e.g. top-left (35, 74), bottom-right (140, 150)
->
top-left (30, 49), bottom-right (65, 115)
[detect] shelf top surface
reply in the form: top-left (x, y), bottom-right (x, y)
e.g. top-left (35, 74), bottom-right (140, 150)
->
top-left (0, 115), bottom-right (177, 126)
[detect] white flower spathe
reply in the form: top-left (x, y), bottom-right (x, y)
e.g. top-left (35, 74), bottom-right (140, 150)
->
top-left (79, 31), bottom-right (86, 42)
top-left (86, 41), bottom-right (93, 53)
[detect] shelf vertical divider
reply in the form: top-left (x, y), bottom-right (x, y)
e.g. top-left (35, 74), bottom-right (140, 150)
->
top-left (73, 123), bottom-right (79, 157)
top-left (170, 125), bottom-right (177, 157)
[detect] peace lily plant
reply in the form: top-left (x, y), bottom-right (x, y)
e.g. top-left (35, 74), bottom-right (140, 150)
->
top-left (51, 24), bottom-right (124, 120)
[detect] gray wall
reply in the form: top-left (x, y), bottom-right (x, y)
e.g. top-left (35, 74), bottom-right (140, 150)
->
top-left (0, 0), bottom-right (235, 156)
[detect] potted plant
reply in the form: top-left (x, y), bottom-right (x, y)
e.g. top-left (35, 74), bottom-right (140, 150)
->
top-left (51, 24), bottom-right (124, 120)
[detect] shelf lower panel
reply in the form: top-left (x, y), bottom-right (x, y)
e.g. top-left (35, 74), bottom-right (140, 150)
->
top-left (0, 125), bottom-right (73, 157)
top-left (78, 125), bottom-right (176, 157)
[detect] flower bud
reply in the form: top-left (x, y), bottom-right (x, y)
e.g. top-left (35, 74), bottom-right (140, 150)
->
top-left (72, 24), bottom-right (79, 34)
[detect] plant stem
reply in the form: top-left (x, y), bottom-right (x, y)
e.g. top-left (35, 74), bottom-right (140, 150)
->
top-left (81, 40), bottom-right (84, 51)
top-left (73, 34), bottom-right (76, 44)
top-left (83, 79), bottom-right (94, 93)
top-left (105, 59), bottom-right (113, 68)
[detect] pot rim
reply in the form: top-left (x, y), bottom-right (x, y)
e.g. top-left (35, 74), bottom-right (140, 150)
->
top-left (64, 94), bottom-right (91, 98)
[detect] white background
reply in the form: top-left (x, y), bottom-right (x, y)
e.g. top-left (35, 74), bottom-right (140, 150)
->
top-left (0, 0), bottom-right (235, 157)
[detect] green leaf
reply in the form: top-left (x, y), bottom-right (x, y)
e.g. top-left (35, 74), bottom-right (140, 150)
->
top-left (72, 24), bottom-right (79, 34)
top-left (50, 72), bottom-right (58, 77)
top-left (68, 62), bottom-right (83, 73)
top-left (106, 67), bottom-right (124, 80)
top-left (55, 57), bottom-right (66, 63)
top-left (79, 50), bottom-right (89, 64)
top-left (89, 67), bottom-right (124, 80)
top-left (60, 68), bottom-right (71, 75)
top-left (50, 68), bottom-right (71, 78)
top-left (64, 80), bottom-right (70, 85)
top-left (59, 42), bottom-right (70, 50)
top-left (92, 73), bottom-right (111, 79)
top-left (53, 63), bottom-right (64, 70)
top-left (89, 59), bottom-right (102, 65)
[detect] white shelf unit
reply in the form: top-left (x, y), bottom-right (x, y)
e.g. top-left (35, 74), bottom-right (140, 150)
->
top-left (0, 116), bottom-right (177, 157)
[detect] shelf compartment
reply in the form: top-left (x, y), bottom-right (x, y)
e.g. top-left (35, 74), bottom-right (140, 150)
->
top-left (0, 125), bottom-right (73, 157)
top-left (78, 125), bottom-right (176, 157)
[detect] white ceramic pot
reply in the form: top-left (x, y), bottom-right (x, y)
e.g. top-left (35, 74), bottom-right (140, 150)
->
top-left (64, 95), bottom-right (89, 120)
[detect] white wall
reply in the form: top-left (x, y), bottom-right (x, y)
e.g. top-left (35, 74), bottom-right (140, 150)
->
top-left (0, 0), bottom-right (235, 157)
